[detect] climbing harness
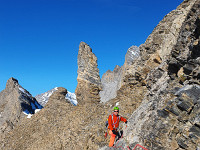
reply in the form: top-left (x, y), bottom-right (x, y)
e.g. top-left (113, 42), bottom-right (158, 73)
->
top-left (105, 114), bottom-right (122, 138)
top-left (111, 114), bottom-right (121, 130)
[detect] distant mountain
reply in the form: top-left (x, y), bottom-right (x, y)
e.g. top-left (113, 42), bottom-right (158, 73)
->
top-left (35, 87), bottom-right (77, 106)
top-left (0, 77), bottom-right (43, 137)
top-left (100, 45), bottom-right (140, 102)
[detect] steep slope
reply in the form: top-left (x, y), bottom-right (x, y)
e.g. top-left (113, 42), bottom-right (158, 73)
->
top-left (0, 43), bottom-right (112, 150)
top-left (121, 0), bottom-right (200, 149)
top-left (0, 77), bottom-right (43, 139)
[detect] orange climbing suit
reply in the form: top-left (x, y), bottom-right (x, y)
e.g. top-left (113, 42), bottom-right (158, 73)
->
top-left (108, 113), bottom-right (127, 147)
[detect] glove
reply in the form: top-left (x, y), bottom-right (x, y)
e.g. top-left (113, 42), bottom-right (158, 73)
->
top-left (112, 130), bottom-right (118, 135)
top-left (105, 132), bottom-right (107, 138)
top-left (125, 121), bottom-right (128, 124)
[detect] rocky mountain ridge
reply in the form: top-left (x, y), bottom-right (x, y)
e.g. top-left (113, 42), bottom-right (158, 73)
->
top-left (0, 0), bottom-right (200, 149)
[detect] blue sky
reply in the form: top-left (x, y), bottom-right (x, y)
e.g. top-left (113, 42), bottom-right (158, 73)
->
top-left (0, 0), bottom-right (183, 96)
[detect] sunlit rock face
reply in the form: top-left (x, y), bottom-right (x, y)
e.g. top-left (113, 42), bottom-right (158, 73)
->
top-left (75, 42), bottom-right (102, 103)
top-left (123, 0), bottom-right (200, 149)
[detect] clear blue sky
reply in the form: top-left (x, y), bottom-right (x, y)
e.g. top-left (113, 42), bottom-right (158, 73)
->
top-left (0, 0), bottom-right (183, 96)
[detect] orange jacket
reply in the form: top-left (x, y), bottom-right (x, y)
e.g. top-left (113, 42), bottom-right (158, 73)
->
top-left (108, 113), bottom-right (127, 131)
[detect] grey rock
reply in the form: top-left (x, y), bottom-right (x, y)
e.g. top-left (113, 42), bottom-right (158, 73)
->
top-left (100, 65), bottom-right (122, 103)
top-left (125, 46), bottom-right (140, 66)
top-left (100, 45), bottom-right (140, 103)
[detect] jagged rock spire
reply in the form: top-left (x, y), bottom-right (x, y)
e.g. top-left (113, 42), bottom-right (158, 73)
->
top-left (75, 42), bottom-right (102, 103)
top-left (5, 77), bottom-right (19, 92)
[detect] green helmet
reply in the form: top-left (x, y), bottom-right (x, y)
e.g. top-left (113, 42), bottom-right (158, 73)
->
top-left (113, 106), bottom-right (119, 111)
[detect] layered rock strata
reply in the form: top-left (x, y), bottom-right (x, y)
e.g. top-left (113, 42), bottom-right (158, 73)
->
top-left (75, 42), bottom-right (102, 103)
top-left (122, 0), bottom-right (200, 149)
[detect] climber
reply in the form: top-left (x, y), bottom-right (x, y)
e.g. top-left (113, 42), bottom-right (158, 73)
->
top-left (108, 106), bottom-right (127, 147)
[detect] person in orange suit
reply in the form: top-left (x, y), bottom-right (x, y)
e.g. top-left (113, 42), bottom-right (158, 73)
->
top-left (108, 106), bottom-right (127, 147)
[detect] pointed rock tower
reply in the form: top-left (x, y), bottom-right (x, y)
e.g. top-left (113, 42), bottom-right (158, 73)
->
top-left (75, 42), bottom-right (102, 103)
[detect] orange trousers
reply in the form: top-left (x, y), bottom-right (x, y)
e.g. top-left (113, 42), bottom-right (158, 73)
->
top-left (108, 130), bottom-right (116, 147)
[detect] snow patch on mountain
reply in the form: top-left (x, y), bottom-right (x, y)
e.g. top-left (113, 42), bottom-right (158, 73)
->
top-left (35, 88), bottom-right (58, 106)
top-left (35, 87), bottom-right (77, 106)
top-left (65, 91), bottom-right (77, 106)
top-left (19, 86), bottom-right (32, 97)
top-left (125, 45), bottom-right (140, 65)
top-left (23, 108), bottom-right (41, 118)
top-left (18, 86), bottom-right (43, 118)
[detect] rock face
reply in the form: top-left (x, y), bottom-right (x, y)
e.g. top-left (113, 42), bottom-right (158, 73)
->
top-left (121, 0), bottom-right (200, 149)
top-left (100, 46), bottom-right (140, 103)
top-left (0, 77), bottom-right (42, 138)
top-left (124, 45), bottom-right (140, 68)
top-left (75, 42), bottom-right (102, 103)
top-left (100, 65), bottom-right (122, 102)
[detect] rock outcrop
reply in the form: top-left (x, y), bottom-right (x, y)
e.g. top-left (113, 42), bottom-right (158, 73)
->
top-left (121, 0), bottom-right (200, 149)
top-left (75, 42), bottom-right (102, 103)
top-left (0, 77), bottom-right (42, 138)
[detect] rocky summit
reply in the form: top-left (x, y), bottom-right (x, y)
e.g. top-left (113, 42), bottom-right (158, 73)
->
top-left (1, 0), bottom-right (200, 150)
top-left (0, 77), bottom-right (42, 139)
